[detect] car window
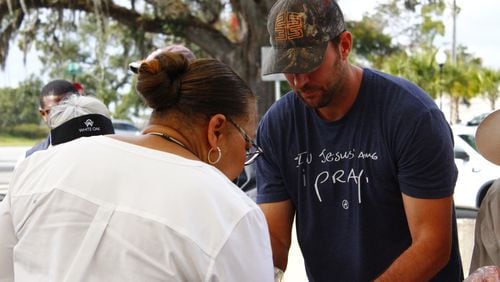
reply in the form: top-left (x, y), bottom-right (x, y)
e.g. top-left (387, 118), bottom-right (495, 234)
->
top-left (458, 134), bottom-right (477, 151)
top-left (466, 112), bottom-right (489, 126)
top-left (114, 123), bottom-right (139, 131)
top-left (112, 120), bottom-right (141, 136)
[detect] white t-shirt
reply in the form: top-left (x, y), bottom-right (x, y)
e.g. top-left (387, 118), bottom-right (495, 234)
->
top-left (0, 136), bottom-right (273, 281)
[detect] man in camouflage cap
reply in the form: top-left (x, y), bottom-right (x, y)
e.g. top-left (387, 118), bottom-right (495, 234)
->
top-left (256, 0), bottom-right (464, 281)
top-left (262, 0), bottom-right (345, 75)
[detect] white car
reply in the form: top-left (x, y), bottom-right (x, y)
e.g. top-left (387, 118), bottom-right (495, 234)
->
top-left (464, 112), bottom-right (491, 127)
top-left (112, 119), bottom-right (141, 136)
top-left (452, 125), bottom-right (499, 208)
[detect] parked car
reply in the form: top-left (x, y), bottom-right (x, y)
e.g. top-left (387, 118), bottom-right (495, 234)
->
top-left (112, 119), bottom-right (141, 136)
top-left (452, 125), bottom-right (499, 208)
top-left (234, 164), bottom-right (257, 201)
top-left (465, 112), bottom-right (491, 127)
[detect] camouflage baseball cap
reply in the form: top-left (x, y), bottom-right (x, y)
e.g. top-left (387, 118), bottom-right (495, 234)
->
top-left (262, 0), bottom-right (346, 75)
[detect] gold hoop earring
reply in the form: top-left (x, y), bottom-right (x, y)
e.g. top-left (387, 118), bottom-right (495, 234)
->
top-left (208, 147), bottom-right (222, 164)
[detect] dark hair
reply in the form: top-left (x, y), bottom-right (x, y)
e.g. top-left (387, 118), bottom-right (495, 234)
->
top-left (330, 30), bottom-right (346, 46)
top-left (39, 80), bottom-right (78, 107)
top-left (135, 52), bottom-right (254, 121)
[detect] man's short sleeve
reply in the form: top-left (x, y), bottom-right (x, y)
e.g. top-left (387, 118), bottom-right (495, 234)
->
top-left (255, 111), bottom-right (290, 204)
top-left (396, 108), bottom-right (458, 198)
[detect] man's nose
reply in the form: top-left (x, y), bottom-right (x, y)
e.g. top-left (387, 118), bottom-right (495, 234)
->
top-left (291, 73), bottom-right (309, 89)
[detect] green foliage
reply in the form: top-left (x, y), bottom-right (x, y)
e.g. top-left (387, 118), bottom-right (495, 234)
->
top-left (378, 49), bottom-right (439, 98)
top-left (32, 12), bottom-right (160, 114)
top-left (0, 76), bottom-right (42, 128)
top-left (351, 0), bottom-right (500, 118)
top-left (347, 18), bottom-right (400, 68)
top-left (3, 123), bottom-right (48, 139)
top-left (113, 80), bottom-right (145, 119)
top-left (0, 133), bottom-right (40, 146)
top-left (370, 0), bottom-right (446, 52)
top-left (419, 1), bottom-right (446, 43)
top-left (477, 68), bottom-right (500, 109)
top-left (427, 46), bottom-right (483, 104)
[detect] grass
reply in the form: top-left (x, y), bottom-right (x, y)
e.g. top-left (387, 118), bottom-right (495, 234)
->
top-left (0, 134), bottom-right (41, 147)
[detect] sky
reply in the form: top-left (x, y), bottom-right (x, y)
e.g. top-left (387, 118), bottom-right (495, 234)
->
top-left (0, 0), bottom-right (499, 87)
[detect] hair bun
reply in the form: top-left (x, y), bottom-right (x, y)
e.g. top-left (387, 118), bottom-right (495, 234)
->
top-left (139, 58), bottom-right (162, 75)
top-left (136, 52), bottom-right (189, 111)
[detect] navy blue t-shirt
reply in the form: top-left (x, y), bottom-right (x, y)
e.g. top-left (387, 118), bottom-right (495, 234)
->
top-left (256, 69), bottom-right (463, 281)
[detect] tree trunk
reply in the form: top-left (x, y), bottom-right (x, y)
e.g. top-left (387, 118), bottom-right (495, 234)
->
top-left (450, 96), bottom-right (460, 124)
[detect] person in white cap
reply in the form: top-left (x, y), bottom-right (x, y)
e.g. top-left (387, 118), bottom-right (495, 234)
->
top-left (24, 79), bottom-right (81, 158)
top-left (469, 109), bottom-right (500, 273)
top-left (47, 94), bottom-right (115, 146)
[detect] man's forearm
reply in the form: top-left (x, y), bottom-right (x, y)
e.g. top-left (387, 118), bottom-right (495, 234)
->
top-left (270, 235), bottom-right (291, 271)
top-left (259, 201), bottom-right (295, 271)
top-left (375, 241), bottom-right (451, 281)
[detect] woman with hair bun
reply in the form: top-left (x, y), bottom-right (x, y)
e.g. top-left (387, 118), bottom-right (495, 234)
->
top-left (0, 50), bottom-right (273, 281)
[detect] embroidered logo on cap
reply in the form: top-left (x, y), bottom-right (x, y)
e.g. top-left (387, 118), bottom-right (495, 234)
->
top-left (80, 118), bottom-right (100, 133)
top-left (84, 119), bottom-right (94, 127)
top-left (275, 12), bottom-right (304, 41)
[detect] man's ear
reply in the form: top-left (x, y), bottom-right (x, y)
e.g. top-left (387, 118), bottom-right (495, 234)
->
top-left (339, 31), bottom-right (353, 60)
top-left (206, 114), bottom-right (227, 148)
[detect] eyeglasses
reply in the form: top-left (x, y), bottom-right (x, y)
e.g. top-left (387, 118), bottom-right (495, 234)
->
top-left (40, 108), bottom-right (51, 116)
top-left (228, 118), bottom-right (263, 166)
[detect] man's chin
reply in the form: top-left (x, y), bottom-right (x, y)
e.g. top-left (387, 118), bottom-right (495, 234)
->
top-left (302, 98), bottom-right (322, 109)
top-left (295, 93), bottom-right (318, 108)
